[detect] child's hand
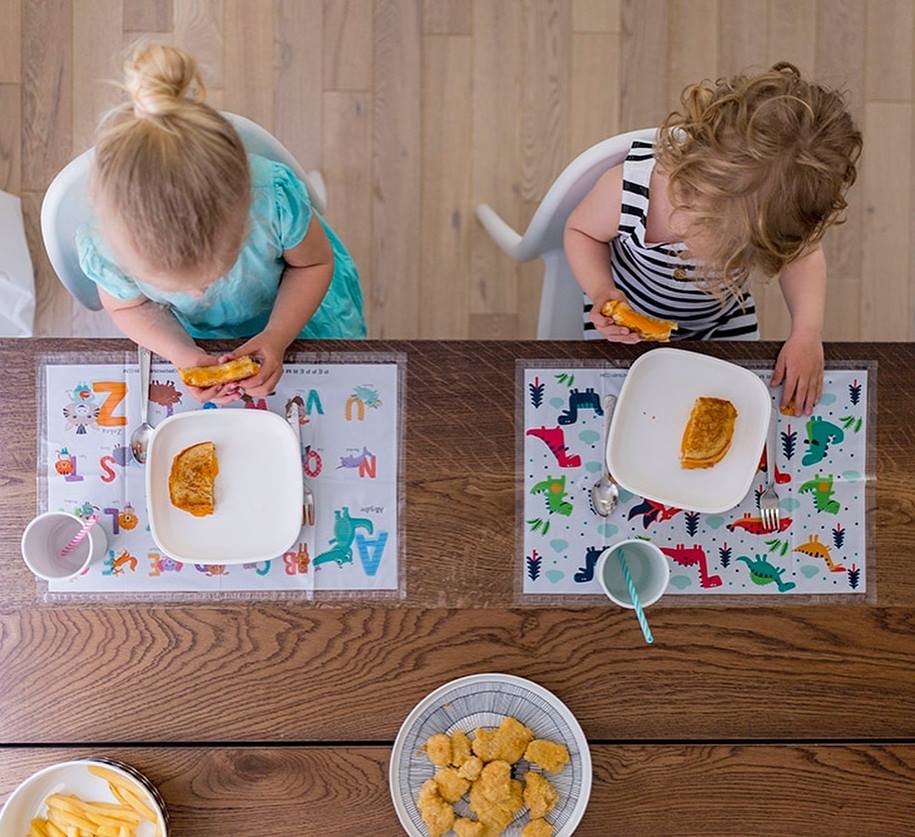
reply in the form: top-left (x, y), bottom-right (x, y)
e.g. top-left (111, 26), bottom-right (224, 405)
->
top-left (171, 349), bottom-right (234, 404)
top-left (228, 331), bottom-right (287, 397)
top-left (771, 331), bottom-right (824, 415)
top-left (590, 288), bottom-right (641, 344)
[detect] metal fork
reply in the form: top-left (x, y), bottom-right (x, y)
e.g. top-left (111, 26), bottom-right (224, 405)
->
top-left (759, 400), bottom-right (780, 532)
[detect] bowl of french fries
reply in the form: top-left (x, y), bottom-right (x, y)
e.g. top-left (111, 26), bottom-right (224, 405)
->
top-left (0, 759), bottom-right (167, 837)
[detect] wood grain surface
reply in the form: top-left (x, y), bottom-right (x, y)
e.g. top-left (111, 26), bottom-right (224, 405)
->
top-left (0, 339), bottom-right (912, 748)
top-left (1, 745), bottom-right (912, 835)
top-left (7, 0), bottom-right (911, 340)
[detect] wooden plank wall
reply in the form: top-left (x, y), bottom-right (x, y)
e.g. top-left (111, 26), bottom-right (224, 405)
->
top-left (2, 0), bottom-right (910, 340)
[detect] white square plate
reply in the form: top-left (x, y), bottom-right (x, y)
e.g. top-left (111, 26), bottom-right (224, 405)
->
top-left (146, 409), bottom-right (303, 564)
top-left (606, 348), bottom-right (771, 514)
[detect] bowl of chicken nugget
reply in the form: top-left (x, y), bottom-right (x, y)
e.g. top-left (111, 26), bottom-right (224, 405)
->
top-left (389, 673), bottom-right (591, 836)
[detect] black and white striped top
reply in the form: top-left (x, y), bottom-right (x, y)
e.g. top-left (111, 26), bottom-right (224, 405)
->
top-left (584, 139), bottom-right (759, 341)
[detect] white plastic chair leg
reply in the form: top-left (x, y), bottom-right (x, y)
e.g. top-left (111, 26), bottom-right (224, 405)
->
top-left (474, 204), bottom-right (523, 259)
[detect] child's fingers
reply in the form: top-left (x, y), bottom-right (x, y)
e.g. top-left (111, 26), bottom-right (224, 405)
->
top-left (188, 383), bottom-right (223, 402)
top-left (794, 377), bottom-right (810, 416)
top-left (801, 376), bottom-right (819, 415)
top-left (772, 354), bottom-right (786, 389)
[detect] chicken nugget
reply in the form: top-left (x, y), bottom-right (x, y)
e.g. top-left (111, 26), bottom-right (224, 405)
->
top-left (524, 739), bottom-right (570, 773)
top-left (522, 819), bottom-right (554, 837)
top-left (434, 766), bottom-right (470, 804)
top-left (478, 760), bottom-right (512, 803)
top-left (469, 780), bottom-right (516, 834)
top-left (417, 778), bottom-right (455, 837)
top-left (471, 727), bottom-right (500, 762)
top-left (458, 755), bottom-right (484, 781)
top-left (453, 817), bottom-right (486, 837)
top-left (494, 716), bottom-right (534, 763)
top-left (451, 729), bottom-right (473, 766)
top-left (523, 771), bottom-right (559, 819)
top-left (424, 733), bottom-right (453, 767)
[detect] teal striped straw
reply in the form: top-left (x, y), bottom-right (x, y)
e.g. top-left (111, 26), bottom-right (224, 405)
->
top-left (617, 549), bottom-right (653, 644)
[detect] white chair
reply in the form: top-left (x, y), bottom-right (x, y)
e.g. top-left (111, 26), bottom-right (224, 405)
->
top-left (41, 112), bottom-right (328, 312)
top-left (475, 127), bottom-right (658, 339)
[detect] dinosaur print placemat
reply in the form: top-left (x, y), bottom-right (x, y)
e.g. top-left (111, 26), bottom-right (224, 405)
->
top-left (520, 361), bottom-right (873, 600)
top-left (39, 354), bottom-right (403, 600)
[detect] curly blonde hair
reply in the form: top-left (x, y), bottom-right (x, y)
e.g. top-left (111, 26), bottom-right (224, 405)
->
top-left (655, 62), bottom-right (862, 299)
top-left (92, 42), bottom-right (250, 274)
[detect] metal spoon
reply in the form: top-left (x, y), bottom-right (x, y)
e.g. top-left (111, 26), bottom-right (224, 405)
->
top-left (130, 346), bottom-right (154, 464)
top-left (591, 393), bottom-right (620, 517)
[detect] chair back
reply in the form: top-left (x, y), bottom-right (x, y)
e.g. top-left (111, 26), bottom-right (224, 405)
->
top-left (40, 112), bottom-right (322, 311)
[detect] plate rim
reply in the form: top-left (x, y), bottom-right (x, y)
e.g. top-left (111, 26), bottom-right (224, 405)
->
top-left (0, 757), bottom-right (168, 834)
top-left (145, 408), bottom-right (303, 564)
top-left (388, 672), bottom-right (593, 837)
top-left (606, 347), bottom-right (772, 514)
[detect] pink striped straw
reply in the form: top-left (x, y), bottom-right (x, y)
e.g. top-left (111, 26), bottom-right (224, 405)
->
top-left (60, 513), bottom-right (99, 557)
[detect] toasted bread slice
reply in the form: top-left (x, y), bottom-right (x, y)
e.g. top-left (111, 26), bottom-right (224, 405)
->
top-left (178, 356), bottom-right (260, 388)
top-left (169, 441), bottom-right (219, 516)
top-left (600, 300), bottom-right (678, 342)
top-left (681, 397), bottom-right (738, 469)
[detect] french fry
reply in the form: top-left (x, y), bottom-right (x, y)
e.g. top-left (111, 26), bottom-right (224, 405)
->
top-left (44, 822), bottom-right (67, 837)
top-left (43, 805), bottom-right (96, 833)
top-left (85, 767), bottom-right (141, 797)
top-left (109, 785), bottom-right (157, 825)
top-left (29, 818), bottom-right (49, 837)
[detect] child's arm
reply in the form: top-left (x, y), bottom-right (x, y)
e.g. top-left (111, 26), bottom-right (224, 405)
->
top-left (771, 244), bottom-right (826, 414)
top-left (100, 290), bottom-right (230, 401)
top-left (563, 165), bottom-right (639, 343)
top-left (224, 218), bottom-right (334, 399)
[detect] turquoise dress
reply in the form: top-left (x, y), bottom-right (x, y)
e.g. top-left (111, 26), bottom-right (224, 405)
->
top-left (76, 154), bottom-right (366, 339)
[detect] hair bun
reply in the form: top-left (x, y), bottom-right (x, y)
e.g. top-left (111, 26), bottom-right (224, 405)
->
top-left (124, 42), bottom-right (205, 119)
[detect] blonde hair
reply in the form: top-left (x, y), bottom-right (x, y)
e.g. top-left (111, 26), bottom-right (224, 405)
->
top-left (656, 62), bottom-right (862, 299)
top-left (92, 42), bottom-right (250, 273)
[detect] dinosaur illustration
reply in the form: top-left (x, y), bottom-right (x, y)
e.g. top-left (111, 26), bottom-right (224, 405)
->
top-left (574, 546), bottom-right (604, 583)
top-left (107, 550), bottom-right (137, 575)
top-left (557, 387), bottom-right (603, 425)
top-left (794, 534), bottom-right (845, 572)
top-left (628, 498), bottom-right (682, 529)
top-left (530, 476), bottom-right (574, 517)
top-left (727, 513), bottom-right (792, 535)
top-left (660, 544), bottom-right (723, 588)
top-left (737, 554), bottom-right (796, 592)
top-left (757, 446), bottom-right (791, 483)
top-left (149, 379), bottom-right (183, 416)
top-left (526, 426), bottom-right (582, 468)
top-left (799, 474), bottom-right (841, 514)
top-left (313, 507), bottom-right (374, 567)
top-left (802, 417), bottom-right (844, 466)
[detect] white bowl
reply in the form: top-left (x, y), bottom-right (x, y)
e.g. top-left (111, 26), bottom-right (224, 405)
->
top-left (146, 409), bottom-right (303, 564)
top-left (607, 348), bottom-right (771, 514)
top-left (0, 758), bottom-right (168, 836)
top-left (389, 673), bottom-right (592, 837)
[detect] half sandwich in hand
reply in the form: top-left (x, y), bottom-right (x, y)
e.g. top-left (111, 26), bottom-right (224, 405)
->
top-left (599, 299), bottom-right (678, 342)
top-left (178, 355), bottom-right (260, 388)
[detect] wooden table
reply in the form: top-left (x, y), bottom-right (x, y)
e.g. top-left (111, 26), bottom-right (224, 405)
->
top-left (1, 339), bottom-right (913, 835)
